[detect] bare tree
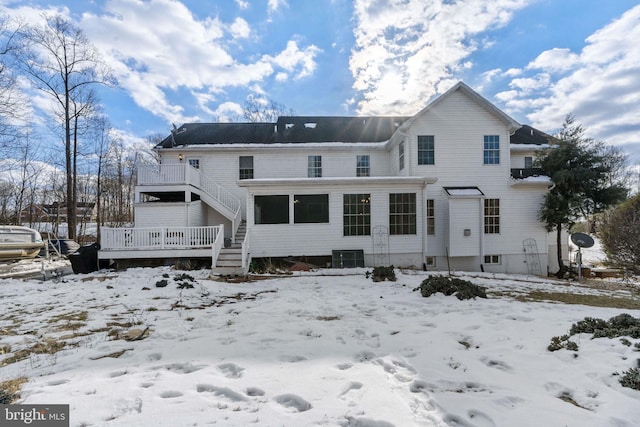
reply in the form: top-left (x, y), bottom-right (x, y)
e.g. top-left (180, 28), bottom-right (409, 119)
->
top-left (243, 96), bottom-right (294, 122)
top-left (15, 15), bottom-right (115, 239)
top-left (91, 115), bottom-right (113, 242)
top-left (12, 130), bottom-right (45, 225)
top-left (0, 180), bottom-right (13, 223)
top-left (0, 15), bottom-right (28, 150)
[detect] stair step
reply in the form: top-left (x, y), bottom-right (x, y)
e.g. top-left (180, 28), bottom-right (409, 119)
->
top-left (216, 260), bottom-right (243, 267)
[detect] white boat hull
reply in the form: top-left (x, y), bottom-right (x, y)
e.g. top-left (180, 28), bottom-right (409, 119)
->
top-left (0, 226), bottom-right (45, 261)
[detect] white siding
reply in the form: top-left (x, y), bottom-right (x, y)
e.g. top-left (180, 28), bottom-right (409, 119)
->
top-left (245, 181), bottom-right (425, 267)
top-left (448, 198), bottom-right (481, 256)
top-left (409, 89), bottom-right (511, 183)
top-left (135, 203), bottom-right (188, 227)
top-left (138, 83), bottom-right (553, 275)
top-left (187, 200), bottom-right (205, 226)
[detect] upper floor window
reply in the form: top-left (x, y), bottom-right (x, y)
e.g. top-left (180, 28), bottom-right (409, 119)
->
top-left (483, 135), bottom-right (500, 164)
top-left (239, 156), bottom-right (254, 180)
top-left (308, 155), bottom-right (322, 177)
top-left (343, 194), bottom-right (371, 236)
top-left (484, 198), bottom-right (500, 234)
top-left (524, 156), bottom-right (533, 169)
top-left (399, 141), bottom-right (405, 170)
top-left (356, 155), bottom-right (370, 177)
top-left (418, 135), bottom-right (435, 165)
top-left (426, 199), bottom-right (435, 235)
top-left (188, 158), bottom-right (200, 169)
top-left (389, 193), bottom-right (416, 235)
top-left (294, 194), bottom-right (329, 223)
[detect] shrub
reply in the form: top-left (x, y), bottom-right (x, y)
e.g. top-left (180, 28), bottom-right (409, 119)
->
top-left (369, 266), bottom-right (396, 282)
top-left (548, 335), bottom-right (579, 352)
top-left (0, 388), bottom-right (15, 404)
top-left (420, 276), bottom-right (487, 300)
top-left (619, 367), bottom-right (640, 390)
top-left (599, 195), bottom-right (640, 274)
top-left (570, 314), bottom-right (640, 339)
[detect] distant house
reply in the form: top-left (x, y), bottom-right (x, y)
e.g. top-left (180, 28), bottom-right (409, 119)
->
top-left (20, 202), bottom-right (96, 224)
top-left (99, 81), bottom-right (556, 275)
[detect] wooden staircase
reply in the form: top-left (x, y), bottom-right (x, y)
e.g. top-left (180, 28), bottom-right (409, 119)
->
top-left (213, 222), bottom-right (247, 276)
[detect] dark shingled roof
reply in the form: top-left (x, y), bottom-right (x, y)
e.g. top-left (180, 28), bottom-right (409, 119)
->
top-left (156, 116), bottom-right (411, 148)
top-left (157, 122), bottom-right (276, 148)
top-left (156, 118), bottom-right (554, 149)
top-left (510, 125), bottom-right (556, 145)
top-left (273, 116), bottom-right (410, 143)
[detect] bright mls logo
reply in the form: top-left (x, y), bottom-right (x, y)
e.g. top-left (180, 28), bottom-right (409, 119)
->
top-left (1, 405), bottom-right (69, 426)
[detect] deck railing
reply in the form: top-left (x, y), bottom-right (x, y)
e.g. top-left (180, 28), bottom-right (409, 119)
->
top-left (510, 167), bottom-right (546, 179)
top-left (137, 164), bottom-right (241, 237)
top-left (100, 226), bottom-right (222, 250)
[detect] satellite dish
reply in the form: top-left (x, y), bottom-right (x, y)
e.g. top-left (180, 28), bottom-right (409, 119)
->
top-left (571, 232), bottom-right (594, 248)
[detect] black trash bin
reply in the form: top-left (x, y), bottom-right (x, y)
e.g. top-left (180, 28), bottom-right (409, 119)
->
top-left (69, 243), bottom-right (100, 274)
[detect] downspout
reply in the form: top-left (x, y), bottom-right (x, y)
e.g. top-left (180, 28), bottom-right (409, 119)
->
top-left (479, 197), bottom-right (485, 271)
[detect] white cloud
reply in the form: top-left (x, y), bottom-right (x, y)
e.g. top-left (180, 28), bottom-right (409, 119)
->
top-left (73, 0), bottom-right (318, 124)
top-left (212, 102), bottom-right (244, 122)
top-left (527, 48), bottom-right (580, 73)
top-left (504, 67), bottom-right (523, 77)
top-left (268, 0), bottom-right (288, 13)
top-left (229, 17), bottom-right (250, 39)
top-left (500, 4), bottom-right (640, 159)
top-left (349, 0), bottom-right (530, 115)
top-left (235, 0), bottom-right (249, 9)
top-left (265, 40), bottom-right (321, 79)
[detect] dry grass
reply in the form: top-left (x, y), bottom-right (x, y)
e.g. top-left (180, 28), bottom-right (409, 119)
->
top-left (500, 291), bottom-right (640, 310)
top-left (0, 377), bottom-right (28, 404)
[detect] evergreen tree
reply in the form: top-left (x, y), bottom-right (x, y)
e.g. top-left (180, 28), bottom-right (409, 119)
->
top-left (537, 114), bottom-right (628, 277)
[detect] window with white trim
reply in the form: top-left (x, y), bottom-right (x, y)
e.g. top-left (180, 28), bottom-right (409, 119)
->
top-left (343, 194), bottom-right (371, 236)
top-left (188, 158), bottom-right (200, 169)
top-left (484, 255), bottom-right (501, 264)
top-left (418, 135), bottom-right (435, 165)
top-left (524, 156), bottom-right (533, 169)
top-left (239, 156), bottom-right (253, 180)
top-left (484, 198), bottom-right (500, 234)
top-left (308, 155), bottom-right (322, 177)
top-left (426, 199), bottom-right (435, 235)
top-left (356, 155), bottom-right (370, 177)
top-left (399, 141), bottom-right (405, 170)
top-left (483, 135), bottom-right (500, 165)
top-left (389, 193), bottom-right (416, 235)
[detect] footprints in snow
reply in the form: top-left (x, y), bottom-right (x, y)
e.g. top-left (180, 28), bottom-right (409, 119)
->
top-left (217, 362), bottom-right (244, 378)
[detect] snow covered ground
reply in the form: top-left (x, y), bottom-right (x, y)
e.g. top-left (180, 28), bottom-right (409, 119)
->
top-left (1, 266), bottom-right (639, 426)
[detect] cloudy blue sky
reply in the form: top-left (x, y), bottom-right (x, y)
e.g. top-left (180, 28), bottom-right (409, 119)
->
top-left (2, 0), bottom-right (640, 167)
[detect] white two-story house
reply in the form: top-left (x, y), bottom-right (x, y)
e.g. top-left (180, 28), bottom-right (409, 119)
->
top-left (99, 81), bottom-right (555, 275)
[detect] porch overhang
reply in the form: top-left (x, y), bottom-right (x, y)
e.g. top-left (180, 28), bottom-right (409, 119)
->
top-left (237, 176), bottom-right (438, 188)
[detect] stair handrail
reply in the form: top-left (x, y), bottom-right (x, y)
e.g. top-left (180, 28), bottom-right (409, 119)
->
top-left (197, 171), bottom-right (241, 216)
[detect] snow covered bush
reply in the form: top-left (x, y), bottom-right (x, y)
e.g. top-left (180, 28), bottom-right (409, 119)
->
top-left (368, 266), bottom-right (396, 282)
top-left (548, 335), bottom-right (579, 352)
top-left (619, 366), bottom-right (640, 391)
top-left (419, 276), bottom-right (487, 300)
top-left (570, 314), bottom-right (640, 339)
